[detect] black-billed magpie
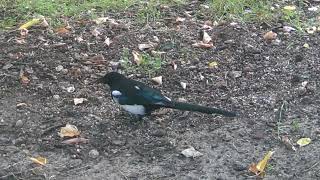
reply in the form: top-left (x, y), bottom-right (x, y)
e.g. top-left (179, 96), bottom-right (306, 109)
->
top-left (98, 72), bottom-right (236, 118)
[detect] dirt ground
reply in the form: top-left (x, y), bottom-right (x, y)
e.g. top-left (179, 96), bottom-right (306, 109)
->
top-left (1, 2), bottom-right (320, 180)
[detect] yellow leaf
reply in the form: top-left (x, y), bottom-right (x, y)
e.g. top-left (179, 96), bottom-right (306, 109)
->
top-left (249, 151), bottom-right (274, 177)
top-left (58, 124), bottom-right (80, 138)
top-left (19, 18), bottom-right (42, 30)
top-left (283, 5), bottom-right (296, 11)
top-left (29, 156), bottom-right (47, 166)
top-left (208, 61), bottom-right (218, 68)
top-left (297, 138), bottom-right (311, 147)
top-left (256, 151), bottom-right (274, 172)
top-left (303, 43), bottom-right (310, 48)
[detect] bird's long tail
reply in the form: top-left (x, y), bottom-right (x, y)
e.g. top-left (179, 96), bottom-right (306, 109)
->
top-left (165, 101), bottom-right (237, 117)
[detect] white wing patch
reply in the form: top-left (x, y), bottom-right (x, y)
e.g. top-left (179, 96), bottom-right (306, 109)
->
top-left (164, 96), bottom-right (171, 101)
top-left (134, 86), bottom-right (140, 90)
top-left (112, 90), bottom-right (122, 96)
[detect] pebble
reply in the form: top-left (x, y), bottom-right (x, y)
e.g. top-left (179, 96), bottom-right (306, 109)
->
top-left (53, 95), bottom-right (60, 100)
top-left (55, 65), bottom-right (64, 72)
top-left (233, 161), bottom-right (247, 171)
top-left (112, 140), bottom-right (125, 146)
top-left (15, 120), bottom-right (23, 128)
top-left (230, 71), bottom-right (242, 78)
top-left (89, 149), bottom-right (99, 159)
top-left (181, 147), bottom-right (203, 158)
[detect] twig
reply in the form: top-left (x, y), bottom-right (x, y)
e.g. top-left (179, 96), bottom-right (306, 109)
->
top-left (277, 101), bottom-right (287, 140)
top-left (301, 161), bottom-right (319, 173)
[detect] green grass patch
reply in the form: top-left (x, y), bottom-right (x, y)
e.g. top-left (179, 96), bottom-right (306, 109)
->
top-left (120, 48), bottom-right (164, 76)
top-left (0, 0), bottom-right (135, 28)
top-left (210, 0), bottom-right (274, 22)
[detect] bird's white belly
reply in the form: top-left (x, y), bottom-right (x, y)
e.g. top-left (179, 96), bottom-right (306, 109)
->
top-left (121, 105), bottom-right (146, 115)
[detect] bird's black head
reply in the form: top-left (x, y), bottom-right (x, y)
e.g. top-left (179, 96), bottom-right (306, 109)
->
top-left (97, 72), bottom-right (125, 86)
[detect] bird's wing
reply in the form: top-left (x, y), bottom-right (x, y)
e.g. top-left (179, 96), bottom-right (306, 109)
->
top-left (115, 80), bottom-right (171, 106)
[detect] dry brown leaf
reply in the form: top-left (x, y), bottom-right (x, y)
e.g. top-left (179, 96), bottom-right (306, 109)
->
top-left (20, 28), bottom-right (28, 37)
top-left (281, 136), bottom-right (296, 151)
top-left (16, 38), bottom-right (26, 44)
top-left (86, 54), bottom-right (107, 65)
top-left (55, 27), bottom-right (70, 35)
top-left (202, 31), bottom-right (212, 43)
top-left (192, 41), bottom-right (214, 48)
top-left (263, 31), bottom-right (277, 42)
top-left (20, 71), bottom-right (30, 85)
top-left (62, 137), bottom-right (89, 144)
top-left (58, 124), bottom-right (80, 138)
top-left (40, 18), bottom-right (49, 27)
top-left (29, 156), bottom-right (47, 166)
top-left (132, 50), bottom-right (142, 65)
top-left (91, 28), bottom-right (101, 37)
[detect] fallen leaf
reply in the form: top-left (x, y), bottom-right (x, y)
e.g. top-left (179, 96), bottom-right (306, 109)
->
top-left (138, 43), bottom-right (156, 51)
top-left (75, 36), bottom-right (84, 43)
top-left (151, 50), bottom-right (166, 56)
top-left (19, 18), bottom-right (42, 30)
top-left (208, 61), bottom-right (218, 68)
top-left (283, 5), bottom-right (296, 11)
top-left (283, 26), bottom-right (295, 33)
top-left (176, 17), bottom-right (186, 23)
top-left (104, 37), bottom-right (112, 46)
top-left (263, 31), bottom-right (277, 42)
top-left (16, 103), bottom-right (27, 107)
top-left (29, 156), bottom-right (47, 166)
top-left (249, 151), bottom-right (274, 177)
top-left (55, 27), bottom-right (70, 35)
top-left (192, 41), bottom-right (214, 48)
top-left (306, 26), bottom-right (317, 34)
top-left (20, 70), bottom-right (30, 85)
top-left (74, 98), bottom-right (87, 105)
top-left (303, 43), bottom-right (310, 48)
top-left (20, 28), bottom-right (29, 37)
top-left (58, 124), bottom-right (80, 138)
top-left (91, 28), bottom-right (101, 37)
top-left (88, 54), bottom-right (106, 65)
top-left (132, 50), bottom-right (142, 65)
top-left (181, 147), bottom-right (203, 158)
top-left (40, 18), bottom-right (49, 27)
top-left (62, 137), bottom-right (89, 144)
top-left (297, 138), bottom-right (311, 147)
top-left (202, 31), bottom-right (212, 44)
top-left (94, 17), bottom-right (109, 24)
top-left (151, 76), bottom-right (162, 85)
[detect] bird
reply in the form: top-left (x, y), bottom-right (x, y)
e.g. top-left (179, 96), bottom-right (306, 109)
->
top-left (98, 72), bottom-right (236, 119)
